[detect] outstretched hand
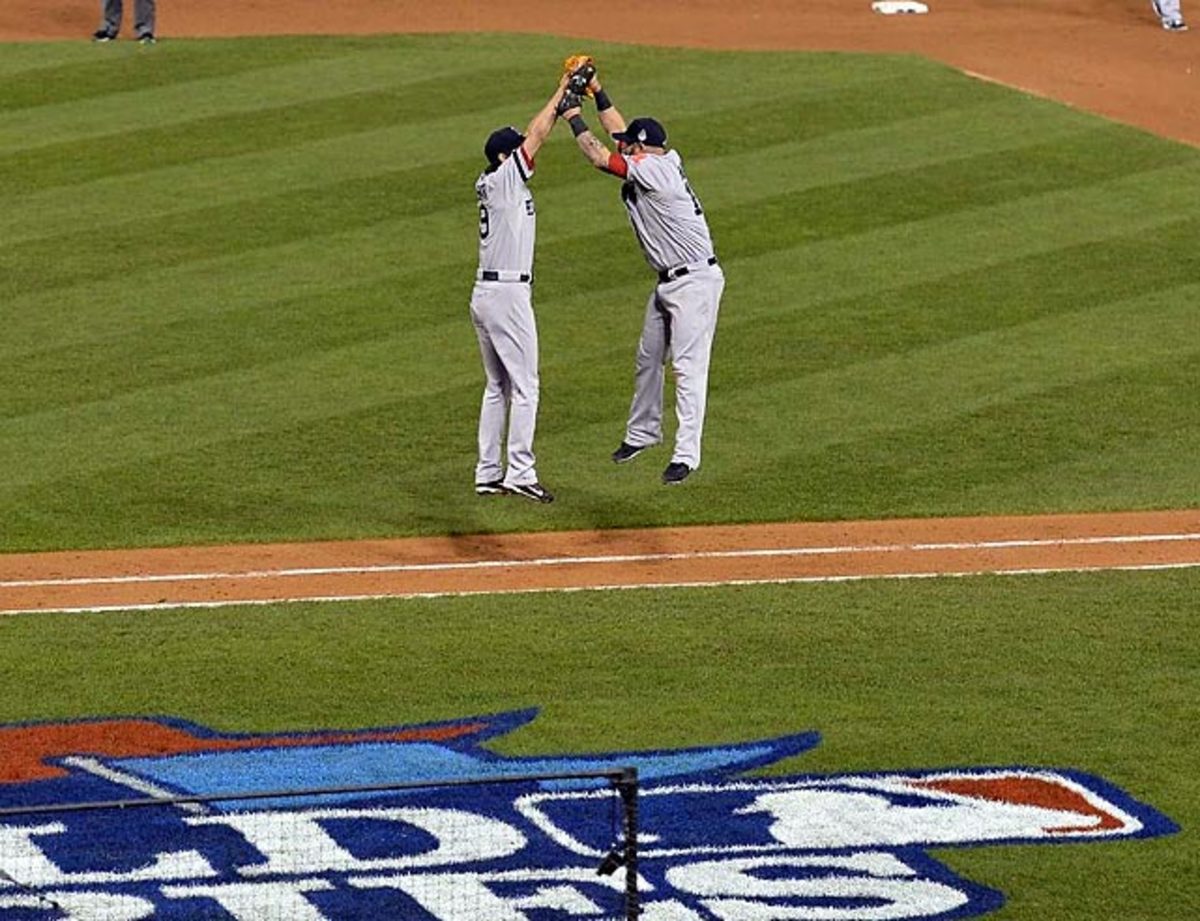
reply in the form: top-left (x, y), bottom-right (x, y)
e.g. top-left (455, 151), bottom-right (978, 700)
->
top-left (556, 90), bottom-right (583, 120)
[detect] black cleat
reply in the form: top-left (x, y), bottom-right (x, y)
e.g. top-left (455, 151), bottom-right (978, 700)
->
top-left (138, 32), bottom-right (157, 44)
top-left (661, 462), bottom-right (692, 485)
top-left (611, 441), bottom-right (650, 464)
top-left (92, 28), bottom-right (117, 41)
top-left (475, 479), bottom-right (506, 496)
top-left (507, 482), bottom-right (555, 503)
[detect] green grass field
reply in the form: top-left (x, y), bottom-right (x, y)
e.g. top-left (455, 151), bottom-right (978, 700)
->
top-left (3, 34), bottom-right (1198, 550)
top-left (0, 32), bottom-right (1197, 919)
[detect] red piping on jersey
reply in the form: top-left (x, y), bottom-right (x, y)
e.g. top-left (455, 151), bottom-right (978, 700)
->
top-left (519, 144), bottom-right (535, 171)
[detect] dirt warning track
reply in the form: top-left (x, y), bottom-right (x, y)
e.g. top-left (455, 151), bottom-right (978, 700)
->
top-left (2, 510), bottom-right (1197, 615)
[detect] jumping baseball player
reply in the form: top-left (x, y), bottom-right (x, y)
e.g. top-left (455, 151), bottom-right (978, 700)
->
top-left (1151, 0), bottom-right (1187, 30)
top-left (470, 79), bottom-right (568, 504)
top-left (558, 58), bottom-right (725, 485)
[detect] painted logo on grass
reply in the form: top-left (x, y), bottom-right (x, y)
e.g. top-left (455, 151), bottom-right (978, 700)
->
top-left (0, 710), bottom-right (1177, 919)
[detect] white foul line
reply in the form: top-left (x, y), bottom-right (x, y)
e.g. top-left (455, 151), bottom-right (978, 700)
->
top-left (1, 560), bottom-right (1197, 618)
top-left (3, 532), bottom-right (1199, 589)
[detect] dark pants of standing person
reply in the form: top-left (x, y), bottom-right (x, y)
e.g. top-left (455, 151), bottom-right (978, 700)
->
top-left (100, 0), bottom-right (156, 38)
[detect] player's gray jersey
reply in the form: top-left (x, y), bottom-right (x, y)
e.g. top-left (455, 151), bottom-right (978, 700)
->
top-left (619, 149), bottom-right (715, 273)
top-left (476, 147), bottom-right (536, 277)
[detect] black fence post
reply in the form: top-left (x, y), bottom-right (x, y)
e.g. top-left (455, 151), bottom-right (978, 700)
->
top-left (618, 766), bottom-right (639, 919)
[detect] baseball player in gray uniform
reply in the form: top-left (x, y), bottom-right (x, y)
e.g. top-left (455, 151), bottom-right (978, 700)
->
top-left (470, 80), bottom-right (568, 504)
top-left (1151, 0), bottom-right (1187, 30)
top-left (559, 68), bottom-right (724, 485)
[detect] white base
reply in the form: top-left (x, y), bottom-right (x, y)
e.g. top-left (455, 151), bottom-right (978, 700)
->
top-left (872, 1), bottom-right (930, 13)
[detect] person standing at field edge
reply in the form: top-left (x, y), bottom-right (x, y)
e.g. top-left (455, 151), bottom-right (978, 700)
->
top-left (93, 0), bottom-right (157, 43)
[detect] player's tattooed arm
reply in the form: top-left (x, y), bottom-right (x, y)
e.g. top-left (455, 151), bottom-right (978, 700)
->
top-left (561, 102), bottom-right (628, 176)
top-left (575, 128), bottom-right (612, 169)
top-left (565, 112), bottom-right (625, 175)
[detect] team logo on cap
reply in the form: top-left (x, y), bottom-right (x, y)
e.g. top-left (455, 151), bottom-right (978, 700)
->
top-left (0, 710), bottom-right (1177, 919)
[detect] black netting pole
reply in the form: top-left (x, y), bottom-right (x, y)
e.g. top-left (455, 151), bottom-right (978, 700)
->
top-left (618, 766), bottom-right (639, 919)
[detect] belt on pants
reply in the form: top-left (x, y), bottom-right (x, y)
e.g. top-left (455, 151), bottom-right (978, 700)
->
top-left (657, 255), bottom-right (718, 284)
top-left (477, 270), bottom-right (532, 283)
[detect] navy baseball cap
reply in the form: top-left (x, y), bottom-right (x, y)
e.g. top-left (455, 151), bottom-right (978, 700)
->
top-left (612, 117), bottom-right (667, 147)
top-left (484, 126), bottom-right (525, 166)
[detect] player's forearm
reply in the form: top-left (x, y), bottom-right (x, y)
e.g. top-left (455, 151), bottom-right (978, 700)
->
top-left (523, 93), bottom-right (561, 154)
top-left (566, 115), bottom-right (611, 169)
top-left (592, 84), bottom-right (626, 136)
top-left (597, 106), bottom-right (626, 137)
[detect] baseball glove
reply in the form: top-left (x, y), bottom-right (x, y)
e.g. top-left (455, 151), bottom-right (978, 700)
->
top-left (556, 90), bottom-right (583, 118)
top-left (561, 53), bottom-right (597, 97)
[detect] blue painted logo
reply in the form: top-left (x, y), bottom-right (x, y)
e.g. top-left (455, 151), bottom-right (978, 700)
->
top-left (0, 710), bottom-right (1177, 919)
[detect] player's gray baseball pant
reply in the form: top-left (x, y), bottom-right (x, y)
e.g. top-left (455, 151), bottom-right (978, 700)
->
top-left (1152, 0), bottom-right (1183, 20)
top-left (624, 266), bottom-right (725, 469)
top-left (100, 0), bottom-right (156, 36)
top-left (470, 281), bottom-right (541, 488)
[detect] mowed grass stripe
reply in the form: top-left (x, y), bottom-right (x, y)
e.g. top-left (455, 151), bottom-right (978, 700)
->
top-left (0, 91), bottom-right (1128, 316)
top-left (0, 38), bottom-right (363, 112)
top-left (0, 76), bottom-right (1092, 247)
top-left (722, 286), bottom-right (1200, 449)
top-left (959, 361), bottom-right (1200, 511)
top-left (0, 204), bottom-right (478, 359)
top-left (0, 41), bottom-right (531, 153)
top-left (0, 84), bottom-right (524, 196)
top-left (714, 217), bottom-right (1200, 391)
top-left (3, 140), bottom-right (1193, 355)
top-left (723, 332), bottom-right (1200, 508)
top-left (0, 49), bottom-right (968, 194)
top-left (1, 113), bottom-right (1179, 312)
top-left (3, 167), bottom-right (1194, 416)
top-left (0, 36), bottom-right (955, 130)
top-left (4, 165), bottom-right (1195, 431)
top-left (0, 38), bottom-right (922, 164)
top-left (2, 270), bottom-right (1195, 498)
top-left (713, 159), bottom-right (1200, 314)
top-left (0, 151), bottom-right (488, 299)
top-left (0, 99), bottom-right (1148, 313)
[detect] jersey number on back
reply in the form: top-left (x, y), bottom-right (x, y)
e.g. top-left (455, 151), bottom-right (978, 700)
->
top-left (679, 166), bottom-right (703, 216)
top-left (478, 200), bottom-right (533, 239)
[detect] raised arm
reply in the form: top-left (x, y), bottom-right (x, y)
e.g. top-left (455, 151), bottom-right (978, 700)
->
top-left (562, 98), bottom-right (609, 166)
top-left (521, 73), bottom-right (571, 161)
top-left (559, 99), bottom-right (627, 177)
top-left (588, 73), bottom-right (627, 137)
